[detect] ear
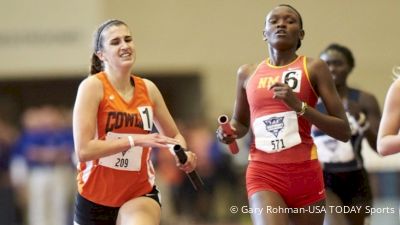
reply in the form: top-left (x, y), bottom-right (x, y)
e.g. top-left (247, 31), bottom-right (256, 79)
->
top-left (299, 29), bottom-right (305, 41)
top-left (262, 30), bottom-right (268, 41)
top-left (96, 51), bottom-right (105, 61)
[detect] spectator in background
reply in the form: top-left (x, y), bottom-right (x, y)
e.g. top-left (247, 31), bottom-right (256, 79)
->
top-left (175, 121), bottom-right (216, 222)
top-left (169, 120), bottom-right (239, 223)
top-left (11, 105), bottom-right (75, 225)
top-left (0, 116), bottom-right (19, 225)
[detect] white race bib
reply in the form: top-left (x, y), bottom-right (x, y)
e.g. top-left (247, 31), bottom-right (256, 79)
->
top-left (253, 111), bottom-right (301, 153)
top-left (138, 106), bottom-right (153, 131)
top-left (314, 135), bottom-right (354, 163)
top-left (98, 132), bottom-right (143, 171)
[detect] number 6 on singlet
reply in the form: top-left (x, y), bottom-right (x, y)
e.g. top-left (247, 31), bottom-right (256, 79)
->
top-left (282, 70), bottom-right (302, 93)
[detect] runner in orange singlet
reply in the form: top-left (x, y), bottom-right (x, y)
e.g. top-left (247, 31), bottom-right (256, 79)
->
top-left (73, 19), bottom-right (197, 225)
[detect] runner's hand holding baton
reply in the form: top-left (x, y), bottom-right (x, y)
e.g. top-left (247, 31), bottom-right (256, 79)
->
top-left (217, 114), bottom-right (239, 154)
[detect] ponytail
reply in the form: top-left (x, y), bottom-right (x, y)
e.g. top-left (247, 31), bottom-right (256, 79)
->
top-left (90, 53), bottom-right (103, 75)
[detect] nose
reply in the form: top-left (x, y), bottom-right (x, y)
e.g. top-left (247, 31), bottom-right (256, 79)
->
top-left (327, 63), bottom-right (336, 73)
top-left (327, 66), bottom-right (338, 80)
top-left (276, 19), bottom-right (286, 28)
top-left (121, 41), bottom-right (129, 49)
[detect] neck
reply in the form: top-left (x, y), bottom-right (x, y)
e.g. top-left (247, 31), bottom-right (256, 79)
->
top-left (268, 46), bottom-right (298, 66)
top-left (104, 66), bottom-right (133, 91)
top-left (335, 84), bottom-right (349, 98)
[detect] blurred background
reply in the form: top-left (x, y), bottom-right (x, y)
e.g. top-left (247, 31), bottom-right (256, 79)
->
top-left (1, 0), bottom-right (400, 224)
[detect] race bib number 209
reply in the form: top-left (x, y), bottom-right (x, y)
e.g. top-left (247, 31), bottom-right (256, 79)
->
top-left (98, 132), bottom-right (143, 171)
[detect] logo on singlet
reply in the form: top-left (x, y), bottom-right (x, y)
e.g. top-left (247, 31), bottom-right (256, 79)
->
top-left (263, 117), bottom-right (284, 138)
top-left (324, 139), bottom-right (338, 152)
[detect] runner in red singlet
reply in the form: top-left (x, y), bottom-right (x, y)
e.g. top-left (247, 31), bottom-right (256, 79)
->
top-left (217, 5), bottom-right (351, 225)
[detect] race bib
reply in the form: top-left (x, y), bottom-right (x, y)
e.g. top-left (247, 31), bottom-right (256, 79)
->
top-left (253, 111), bottom-right (301, 153)
top-left (138, 106), bottom-right (153, 131)
top-left (314, 135), bottom-right (354, 163)
top-left (98, 132), bottom-right (143, 171)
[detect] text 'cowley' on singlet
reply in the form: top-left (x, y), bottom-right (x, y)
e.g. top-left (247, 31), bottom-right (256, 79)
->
top-left (246, 55), bottom-right (318, 164)
top-left (77, 72), bottom-right (156, 207)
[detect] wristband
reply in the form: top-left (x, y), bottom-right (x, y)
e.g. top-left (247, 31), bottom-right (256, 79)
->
top-left (128, 136), bottom-right (135, 148)
top-left (296, 101), bottom-right (308, 116)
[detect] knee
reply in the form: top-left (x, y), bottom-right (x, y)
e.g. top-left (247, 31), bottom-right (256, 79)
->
top-left (117, 197), bottom-right (160, 225)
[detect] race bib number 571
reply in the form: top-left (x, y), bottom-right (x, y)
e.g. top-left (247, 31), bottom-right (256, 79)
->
top-left (253, 111), bottom-right (301, 153)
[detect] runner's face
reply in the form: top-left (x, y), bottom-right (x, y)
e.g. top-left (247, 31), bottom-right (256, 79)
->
top-left (98, 25), bottom-right (136, 70)
top-left (264, 6), bottom-right (303, 50)
top-left (320, 49), bottom-right (351, 86)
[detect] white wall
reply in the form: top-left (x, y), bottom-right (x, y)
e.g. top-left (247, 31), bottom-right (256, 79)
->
top-left (0, 0), bottom-right (101, 77)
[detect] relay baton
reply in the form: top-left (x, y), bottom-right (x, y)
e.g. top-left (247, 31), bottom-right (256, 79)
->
top-left (172, 144), bottom-right (204, 191)
top-left (217, 114), bottom-right (239, 154)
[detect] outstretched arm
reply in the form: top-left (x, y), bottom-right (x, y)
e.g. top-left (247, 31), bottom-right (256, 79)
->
top-left (145, 79), bottom-right (196, 172)
top-left (73, 77), bottom-right (179, 162)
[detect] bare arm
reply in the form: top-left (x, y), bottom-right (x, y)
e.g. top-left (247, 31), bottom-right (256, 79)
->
top-left (144, 79), bottom-right (186, 148)
top-left (377, 79), bottom-right (400, 156)
top-left (73, 77), bottom-right (131, 162)
top-left (231, 64), bottom-right (256, 138)
top-left (73, 77), bottom-right (179, 162)
top-left (359, 92), bottom-right (381, 151)
top-left (306, 58), bottom-right (351, 141)
top-left (145, 79), bottom-right (196, 172)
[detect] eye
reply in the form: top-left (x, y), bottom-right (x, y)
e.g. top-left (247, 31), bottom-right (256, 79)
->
top-left (267, 16), bottom-right (277, 24)
top-left (327, 60), bottom-right (344, 67)
top-left (268, 19), bottom-right (277, 24)
top-left (110, 39), bottom-right (120, 45)
top-left (124, 36), bottom-right (132, 43)
top-left (286, 16), bottom-right (297, 24)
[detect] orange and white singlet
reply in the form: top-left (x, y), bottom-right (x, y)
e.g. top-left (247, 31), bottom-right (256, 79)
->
top-left (77, 72), bottom-right (156, 207)
top-left (246, 56), bottom-right (318, 164)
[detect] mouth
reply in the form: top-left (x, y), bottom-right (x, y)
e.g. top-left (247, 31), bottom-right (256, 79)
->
top-left (275, 29), bottom-right (287, 35)
top-left (120, 51), bottom-right (132, 59)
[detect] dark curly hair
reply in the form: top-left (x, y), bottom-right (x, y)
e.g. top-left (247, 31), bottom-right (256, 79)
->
top-left (320, 43), bottom-right (355, 71)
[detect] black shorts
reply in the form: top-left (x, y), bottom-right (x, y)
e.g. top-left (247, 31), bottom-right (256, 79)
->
top-left (324, 168), bottom-right (372, 208)
top-left (74, 186), bottom-right (161, 225)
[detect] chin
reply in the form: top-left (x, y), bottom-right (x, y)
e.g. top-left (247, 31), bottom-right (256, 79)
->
top-left (123, 59), bottom-right (135, 66)
top-left (271, 41), bottom-right (294, 50)
top-left (120, 62), bottom-right (134, 71)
